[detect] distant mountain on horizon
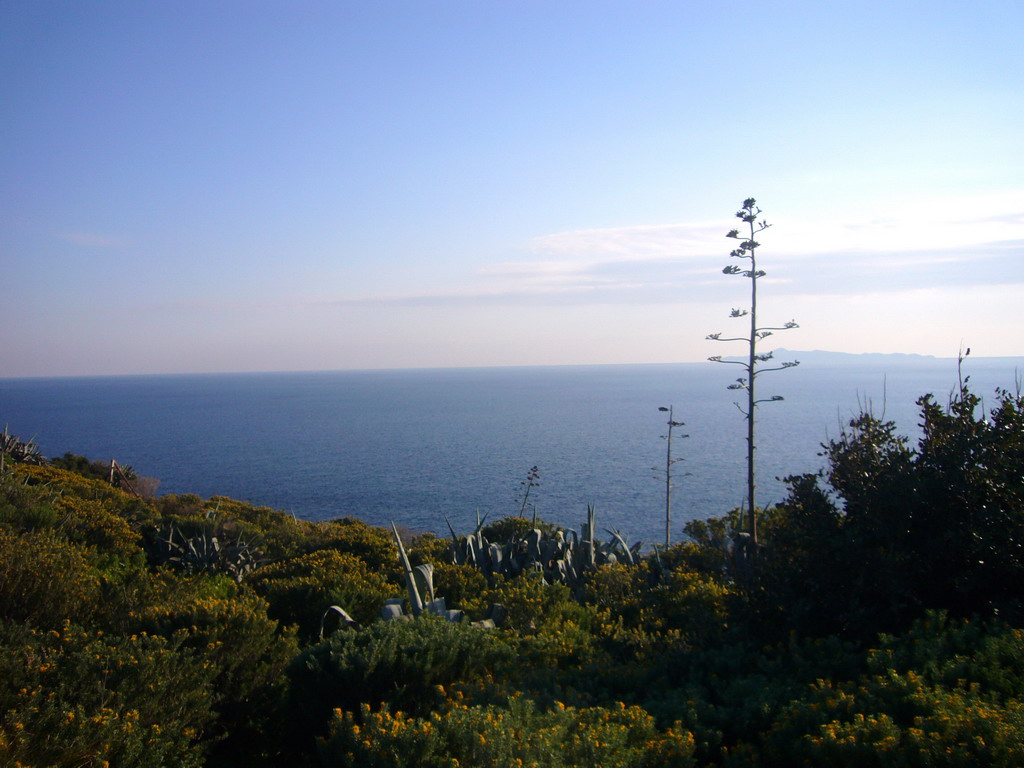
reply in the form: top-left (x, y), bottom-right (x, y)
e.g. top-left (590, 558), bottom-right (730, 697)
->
top-left (769, 349), bottom-right (1023, 366)
top-left (776, 348), bottom-right (938, 362)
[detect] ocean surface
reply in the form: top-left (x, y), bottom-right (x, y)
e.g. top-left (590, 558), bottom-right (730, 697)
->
top-left (1, 354), bottom-right (1021, 547)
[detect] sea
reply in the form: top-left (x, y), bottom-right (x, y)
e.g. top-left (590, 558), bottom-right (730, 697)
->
top-left (1, 352), bottom-right (1021, 547)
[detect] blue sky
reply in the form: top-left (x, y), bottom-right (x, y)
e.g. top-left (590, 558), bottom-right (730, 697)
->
top-left (2, 1), bottom-right (1022, 377)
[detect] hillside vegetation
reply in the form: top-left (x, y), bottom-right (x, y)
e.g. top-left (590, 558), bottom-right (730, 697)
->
top-left (1, 382), bottom-right (1023, 767)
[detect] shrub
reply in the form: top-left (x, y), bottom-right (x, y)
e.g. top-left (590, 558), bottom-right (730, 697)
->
top-left (408, 532), bottom-right (452, 564)
top-left (14, 464), bottom-right (142, 513)
top-left (0, 472), bottom-right (61, 531)
top-left (867, 612), bottom-right (1024, 705)
top-left (771, 386), bottom-right (1024, 636)
top-left (760, 673), bottom-right (1024, 768)
top-left (127, 574), bottom-right (298, 754)
top-left (318, 517), bottom-right (399, 572)
top-left (0, 619), bottom-right (216, 768)
top-left (480, 573), bottom-right (591, 633)
top-left (320, 696), bottom-right (695, 768)
top-left (425, 561), bottom-right (489, 616)
top-left (0, 528), bottom-right (105, 630)
top-left (249, 549), bottom-right (396, 639)
top-left (286, 617), bottom-right (517, 752)
top-left (53, 495), bottom-right (144, 561)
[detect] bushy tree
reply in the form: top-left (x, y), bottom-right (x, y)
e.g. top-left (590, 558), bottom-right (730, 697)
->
top-left (762, 383), bottom-right (1024, 637)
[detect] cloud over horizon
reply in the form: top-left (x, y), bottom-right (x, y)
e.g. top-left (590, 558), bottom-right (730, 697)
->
top-left (327, 197), bottom-right (1024, 310)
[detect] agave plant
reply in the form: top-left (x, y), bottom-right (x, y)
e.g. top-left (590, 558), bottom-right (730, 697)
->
top-left (447, 506), bottom-right (642, 587)
top-left (328, 510), bottom-right (643, 633)
top-left (152, 509), bottom-right (266, 582)
top-left (384, 522), bottom-right (464, 623)
top-left (0, 428), bottom-right (45, 468)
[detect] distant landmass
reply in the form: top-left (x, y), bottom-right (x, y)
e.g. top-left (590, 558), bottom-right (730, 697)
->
top-left (773, 349), bottom-right (939, 364)
top-left (723, 349), bottom-right (1024, 368)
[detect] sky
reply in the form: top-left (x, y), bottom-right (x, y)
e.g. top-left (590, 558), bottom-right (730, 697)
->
top-left (2, 1), bottom-right (1022, 377)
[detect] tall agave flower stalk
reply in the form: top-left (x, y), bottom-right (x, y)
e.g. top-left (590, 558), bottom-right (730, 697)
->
top-left (654, 406), bottom-right (688, 548)
top-left (707, 198), bottom-right (799, 547)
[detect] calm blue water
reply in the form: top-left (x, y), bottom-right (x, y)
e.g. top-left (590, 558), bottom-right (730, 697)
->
top-left (1, 356), bottom-right (1020, 546)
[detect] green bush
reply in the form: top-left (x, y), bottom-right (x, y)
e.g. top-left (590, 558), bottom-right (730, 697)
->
top-left (127, 574), bottom-right (298, 759)
top-left (320, 696), bottom-right (695, 768)
top-left (425, 561), bottom-right (489, 615)
top-left (769, 386), bottom-right (1024, 637)
top-left (480, 573), bottom-right (593, 633)
top-left (0, 528), bottom-right (105, 630)
top-left (0, 619), bottom-right (216, 768)
top-left (759, 672), bottom-right (1024, 768)
top-left (867, 612), bottom-right (1024, 705)
top-left (286, 617), bottom-right (517, 752)
top-left (318, 517), bottom-right (399, 572)
top-left (0, 472), bottom-right (61, 532)
top-left (249, 549), bottom-right (396, 639)
top-left (14, 464), bottom-right (143, 514)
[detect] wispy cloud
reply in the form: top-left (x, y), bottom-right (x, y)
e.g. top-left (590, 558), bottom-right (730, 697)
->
top-left (529, 221), bottom-right (725, 259)
top-left (330, 193), bottom-right (1024, 309)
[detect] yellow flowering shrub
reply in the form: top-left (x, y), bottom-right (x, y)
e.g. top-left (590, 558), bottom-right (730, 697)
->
top-left (249, 548), bottom-right (396, 637)
top-left (317, 517), bottom-right (399, 572)
top-left (0, 529), bottom-right (105, 629)
top-left (320, 696), bottom-right (695, 768)
top-left (52, 496), bottom-right (143, 561)
top-left (0, 619), bottom-right (215, 768)
top-left (427, 561), bottom-right (489, 616)
top-left (13, 464), bottom-right (141, 512)
top-left (577, 562), bottom-right (732, 663)
top-left (0, 471), bottom-right (61, 531)
top-left (761, 668), bottom-right (1024, 767)
top-left (515, 619), bottom-right (609, 678)
top-left (655, 569), bottom-right (732, 644)
top-left (128, 575), bottom-right (297, 734)
top-left (480, 573), bottom-right (593, 633)
top-left (286, 615), bottom-right (518, 752)
top-left (408, 532), bottom-right (452, 564)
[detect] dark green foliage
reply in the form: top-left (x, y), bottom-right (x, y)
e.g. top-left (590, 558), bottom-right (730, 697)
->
top-left (0, 619), bottom-right (217, 768)
top-left (752, 613), bottom-right (1024, 767)
top-left (286, 617), bottom-right (517, 753)
top-left (320, 696), bottom-right (696, 768)
top-left (762, 385), bottom-right (1024, 637)
top-left (249, 549), bottom-right (396, 640)
top-left (50, 451), bottom-right (137, 484)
